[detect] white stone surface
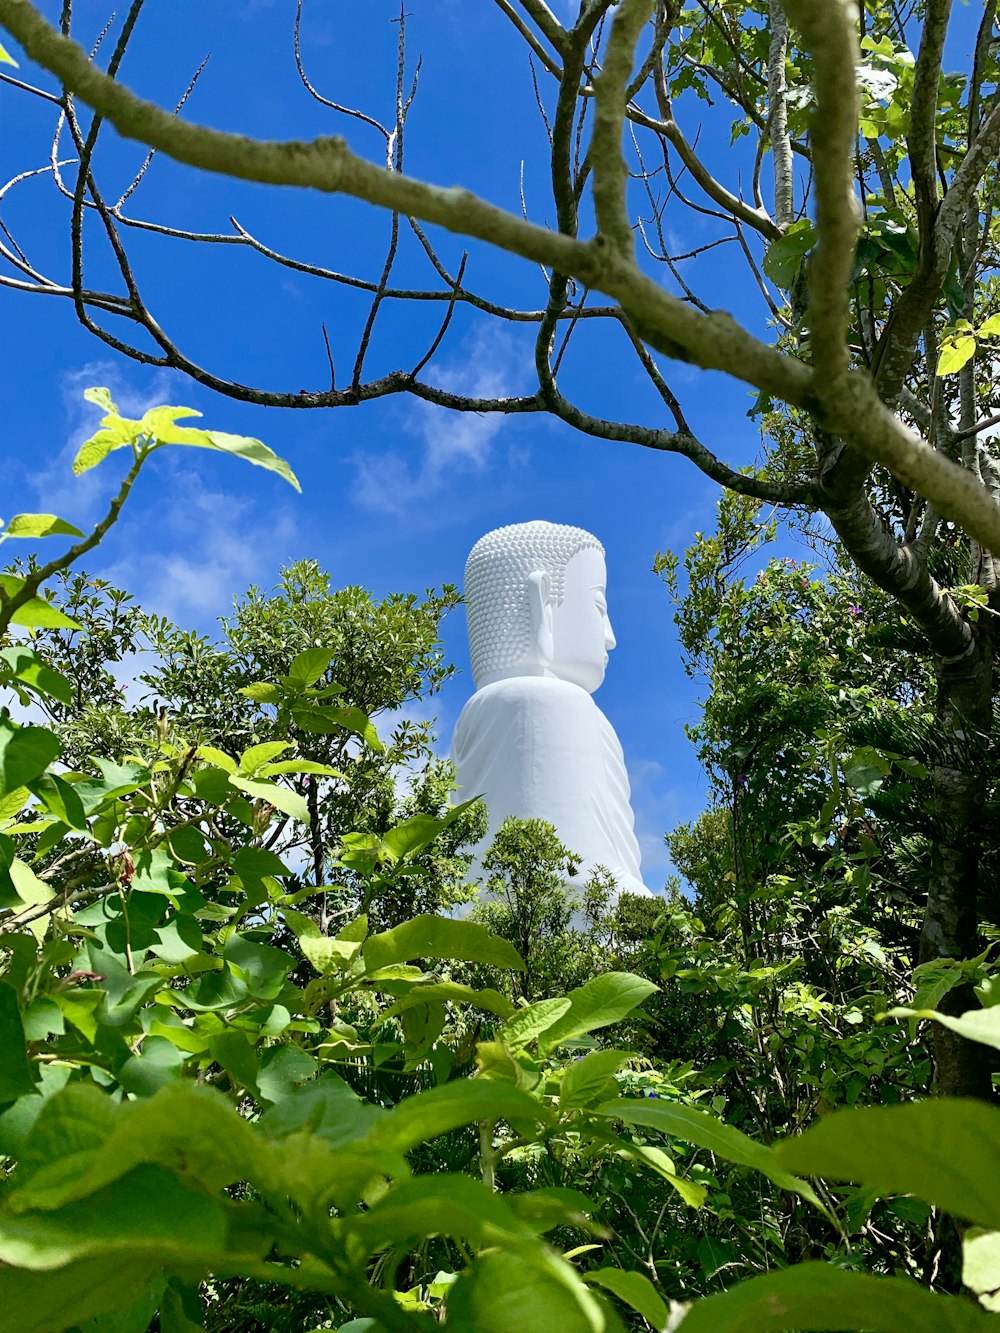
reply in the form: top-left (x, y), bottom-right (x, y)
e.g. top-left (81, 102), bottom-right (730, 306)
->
top-left (451, 520), bottom-right (650, 900)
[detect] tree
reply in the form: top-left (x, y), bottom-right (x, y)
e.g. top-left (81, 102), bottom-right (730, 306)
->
top-left (1, 0), bottom-right (999, 1101)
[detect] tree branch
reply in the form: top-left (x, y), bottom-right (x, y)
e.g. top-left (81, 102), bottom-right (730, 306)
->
top-left (590, 0), bottom-right (649, 256)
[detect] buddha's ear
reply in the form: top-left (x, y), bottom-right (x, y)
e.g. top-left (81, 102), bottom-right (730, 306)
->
top-left (526, 569), bottom-right (555, 665)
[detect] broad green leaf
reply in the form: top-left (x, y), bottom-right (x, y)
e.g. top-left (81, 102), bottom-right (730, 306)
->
top-left (0, 983), bottom-right (34, 1102)
top-left (0, 1257), bottom-right (170, 1333)
top-left (0, 785), bottom-right (29, 824)
top-left (223, 932), bottom-right (294, 1001)
top-left (73, 414), bottom-right (141, 474)
top-left (83, 386), bottom-right (117, 411)
top-left (626, 1142), bottom-right (707, 1208)
top-left (344, 1174), bottom-right (532, 1255)
top-left (0, 647), bottom-right (72, 704)
top-left (775, 1099), bottom-right (1000, 1230)
top-left (14, 1084), bottom-right (258, 1208)
top-left (138, 405), bottom-right (203, 437)
top-left (584, 1269), bottom-right (667, 1330)
top-left (0, 576), bottom-right (80, 629)
top-left (380, 982), bottom-right (516, 1022)
top-left (238, 741), bottom-right (294, 774)
top-left (380, 800), bottom-right (480, 863)
top-left (964, 1230), bottom-right (1000, 1313)
top-left (1, 513), bottom-right (83, 539)
top-left (117, 1036), bottom-right (185, 1097)
top-left (539, 973), bottom-right (659, 1053)
top-left (762, 219), bottom-right (813, 288)
top-left (937, 332), bottom-right (977, 375)
top-left (978, 314), bottom-right (1000, 339)
top-left (0, 1164), bottom-right (228, 1269)
top-left (9, 858), bottom-right (53, 908)
top-left (363, 914), bottom-right (524, 973)
top-left (150, 914), bottom-right (203, 964)
top-left (285, 647), bottom-right (334, 686)
top-left (910, 959), bottom-right (970, 1014)
top-left (234, 847), bottom-right (291, 881)
top-left (560, 1050), bottom-right (633, 1110)
top-left (0, 721), bottom-right (59, 796)
top-left (294, 704), bottom-right (383, 752)
top-left (670, 1261), bottom-right (997, 1331)
top-left (597, 1098), bottom-right (820, 1205)
top-left (239, 682), bottom-right (282, 704)
top-left (369, 1079), bottom-right (553, 1156)
top-left (502, 997), bottom-right (572, 1051)
top-left (258, 759), bottom-right (343, 778)
top-left (29, 772), bottom-right (89, 831)
top-left (885, 1005), bottom-right (1000, 1051)
top-left (447, 1247), bottom-right (609, 1333)
top-left (147, 425), bottom-right (301, 491)
top-left (195, 745), bottom-right (237, 774)
top-left (229, 774), bottom-right (309, 824)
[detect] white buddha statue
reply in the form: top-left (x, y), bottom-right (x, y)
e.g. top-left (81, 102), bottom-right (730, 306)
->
top-left (450, 520), bottom-right (650, 901)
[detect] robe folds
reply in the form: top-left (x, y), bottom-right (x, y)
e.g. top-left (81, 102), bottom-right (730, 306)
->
top-left (451, 676), bottom-right (649, 900)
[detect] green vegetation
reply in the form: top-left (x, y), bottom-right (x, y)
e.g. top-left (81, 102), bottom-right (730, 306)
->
top-left (0, 392), bottom-right (998, 1331)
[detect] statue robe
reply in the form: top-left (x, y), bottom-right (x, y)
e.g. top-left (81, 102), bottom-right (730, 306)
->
top-left (450, 676), bottom-right (649, 900)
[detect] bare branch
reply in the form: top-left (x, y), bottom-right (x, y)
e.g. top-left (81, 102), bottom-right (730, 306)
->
top-left (590, 0), bottom-right (649, 255)
top-left (767, 0), bottom-right (794, 228)
top-left (783, 0), bottom-right (860, 385)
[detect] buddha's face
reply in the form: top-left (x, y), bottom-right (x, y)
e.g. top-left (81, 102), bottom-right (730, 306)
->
top-left (549, 547), bottom-right (616, 693)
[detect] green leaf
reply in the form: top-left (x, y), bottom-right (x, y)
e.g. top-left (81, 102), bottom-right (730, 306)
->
top-left (285, 647), bottom-right (334, 686)
top-left (937, 332), bottom-right (977, 375)
top-left (345, 1173), bottom-right (532, 1255)
top-left (964, 1230), bottom-right (1000, 1313)
top-left (229, 775), bottom-right (309, 824)
top-left (560, 1050), bottom-right (633, 1110)
top-left (0, 1257), bottom-right (170, 1333)
top-left (762, 219), bottom-right (814, 288)
top-left (0, 1164), bottom-right (228, 1269)
top-left (9, 857), bottom-right (54, 908)
top-left (0, 720), bottom-right (59, 796)
top-left (294, 704), bottom-right (383, 752)
top-left (380, 800), bottom-right (481, 863)
top-left (239, 682), bottom-right (283, 704)
top-left (380, 982), bottom-right (516, 1022)
top-left (977, 314), bottom-right (1000, 339)
top-left (363, 915), bottom-right (524, 973)
top-left (195, 745), bottom-right (237, 774)
top-left (238, 741), bottom-right (294, 775)
top-left (670, 1261), bottom-right (997, 1331)
top-left (369, 1080), bottom-right (553, 1156)
top-left (0, 647), bottom-right (72, 704)
top-left (83, 386), bottom-right (117, 412)
top-left (539, 973), bottom-right (659, 1053)
top-left (502, 998), bottom-right (572, 1051)
top-left (117, 1036), bottom-right (185, 1097)
top-left (73, 414), bottom-right (141, 474)
top-left (774, 1099), bottom-right (1000, 1230)
top-left (597, 1098), bottom-right (820, 1205)
top-left (0, 983), bottom-right (34, 1101)
top-left (1, 513), bottom-right (84, 539)
top-left (223, 932), bottom-right (294, 1001)
top-left (447, 1247), bottom-right (609, 1333)
top-left (147, 424), bottom-right (301, 491)
top-left (584, 1269), bottom-right (667, 1330)
top-left (626, 1142), bottom-right (707, 1208)
top-left (885, 1005), bottom-right (1000, 1051)
top-left (29, 772), bottom-right (89, 831)
top-left (0, 576), bottom-right (81, 629)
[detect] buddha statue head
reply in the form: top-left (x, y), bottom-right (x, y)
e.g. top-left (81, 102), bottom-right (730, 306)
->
top-left (464, 520), bottom-right (617, 693)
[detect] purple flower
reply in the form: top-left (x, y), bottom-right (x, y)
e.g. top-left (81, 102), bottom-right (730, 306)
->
top-left (645, 1090), bottom-right (659, 1099)
top-left (849, 604), bottom-right (862, 616)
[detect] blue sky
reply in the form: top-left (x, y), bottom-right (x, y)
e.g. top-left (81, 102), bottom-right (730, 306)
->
top-left (0, 1), bottom-right (827, 889)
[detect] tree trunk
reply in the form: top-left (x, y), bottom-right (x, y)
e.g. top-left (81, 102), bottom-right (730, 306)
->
top-left (920, 633), bottom-right (996, 1102)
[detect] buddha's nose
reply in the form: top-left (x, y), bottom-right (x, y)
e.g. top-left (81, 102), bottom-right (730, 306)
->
top-left (604, 617), bottom-right (617, 653)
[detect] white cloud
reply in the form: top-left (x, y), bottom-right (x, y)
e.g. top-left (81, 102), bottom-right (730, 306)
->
top-left (28, 363), bottom-right (177, 525)
top-left (100, 454), bottom-right (299, 629)
top-left (351, 327), bottom-right (529, 514)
